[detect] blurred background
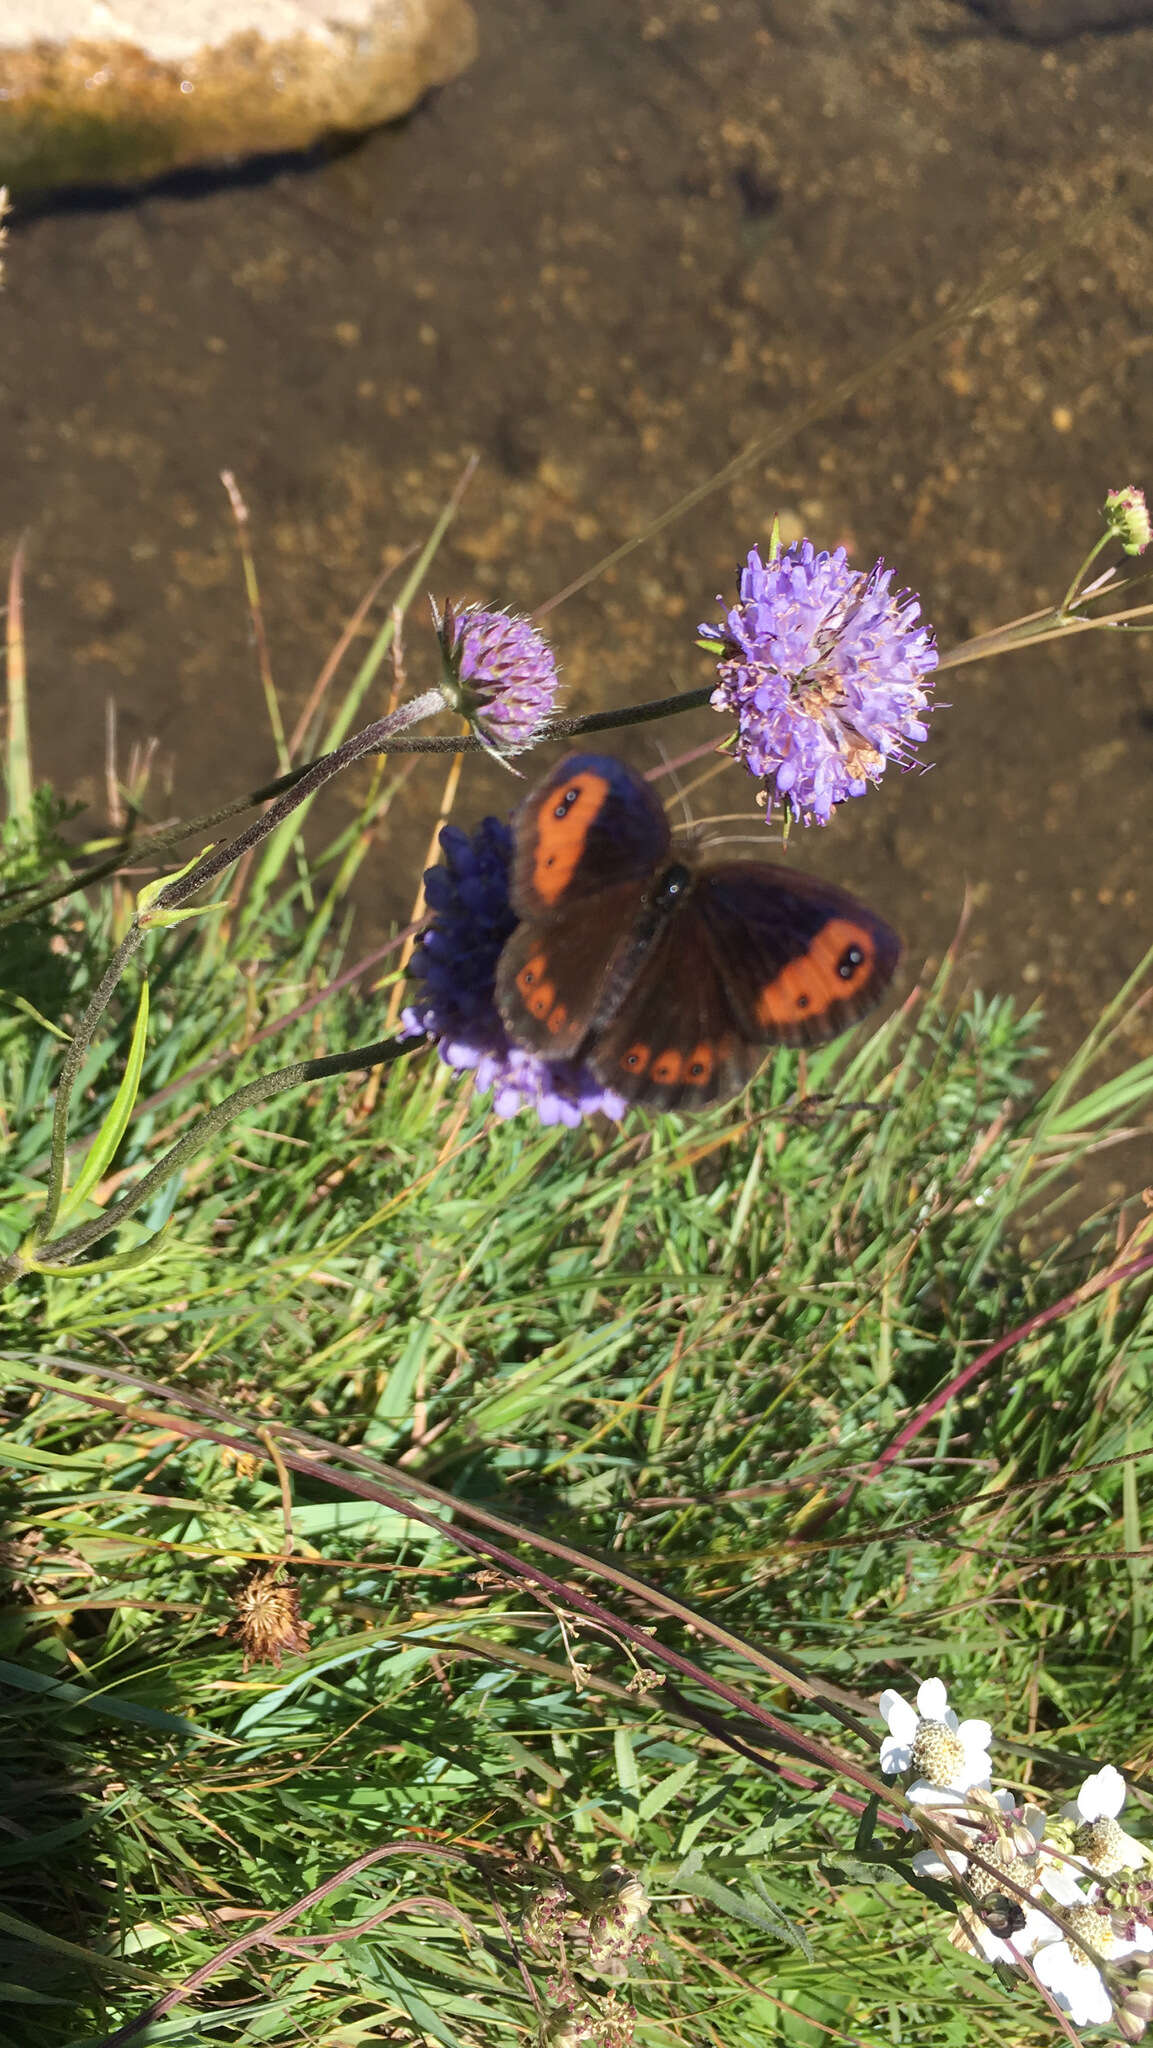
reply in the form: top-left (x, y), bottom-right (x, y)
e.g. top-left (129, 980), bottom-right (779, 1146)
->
top-left (3, 0), bottom-right (1152, 1138)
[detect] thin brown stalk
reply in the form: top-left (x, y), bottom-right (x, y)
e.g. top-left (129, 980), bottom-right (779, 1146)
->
top-left (221, 470), bottom-right (286, 772)
top-left (97, 1841), bottom-right (480, 2047)
top-left (381, 742), bottom-right (465, 1040)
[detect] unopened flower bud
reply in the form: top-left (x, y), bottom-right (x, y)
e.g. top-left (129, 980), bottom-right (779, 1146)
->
top-left (1116, 1966), bottom-right (1153, 2040)
top-left (1105, 487), bottom-right (1151, 556)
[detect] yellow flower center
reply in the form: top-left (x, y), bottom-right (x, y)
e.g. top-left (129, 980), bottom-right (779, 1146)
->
top-left (1067, 1902), bottom-right (1116, 1959)
top-left (1076, 1816), bottom-right (1133, 1876)
top-left (911, 1718), bottom-right (966, 1784)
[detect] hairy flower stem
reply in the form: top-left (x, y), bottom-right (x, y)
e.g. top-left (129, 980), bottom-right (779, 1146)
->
top-left (30, 1360), bottom-right (886, 1794)
top-left (0, 689), bottom-right (715, 930)
top-left (152, 688), bottom-right (448, 913)
top-left (1058, 527), bottom-right (1113, 617)
top-left (3, 1034), bottom-right (414, 1281)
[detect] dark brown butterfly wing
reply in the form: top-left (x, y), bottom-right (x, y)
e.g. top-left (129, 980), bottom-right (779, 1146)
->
top-left (498, 753), bottom-right (672, 1058)
top-left (697, 861), bottom-right (902, 1049)
top-left (507, 752), bottom-right (669, 920)
top-left (587, 861), bottom-right (901, 1107)
top-left (587, 896), bottom-right (762, 1108)
top-left (496, 879), bottom-right (652, 1060)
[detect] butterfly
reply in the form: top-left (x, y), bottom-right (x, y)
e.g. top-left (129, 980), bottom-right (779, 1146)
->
top-left (494, 752), bottom-right (901, 1110)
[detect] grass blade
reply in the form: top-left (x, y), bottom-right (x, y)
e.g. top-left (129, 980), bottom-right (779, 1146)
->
top-left (57, 977), bottom-right (150, 1222)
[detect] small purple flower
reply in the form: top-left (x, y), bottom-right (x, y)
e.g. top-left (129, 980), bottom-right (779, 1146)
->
top-left (700, 539), bottom-right (938, 825)
top-left (433, 599), bottom-right (561, 759)
top-left (401, 817), bottom-right (626, 1127)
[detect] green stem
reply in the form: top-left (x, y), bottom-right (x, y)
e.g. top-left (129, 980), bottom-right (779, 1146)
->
top-left (37, 923), bottom-right (146, 1244)
top-left (532, 189), bottom-right (1122, 621)
top-left (381, 686), bottom-right (717, 752)
top-left (935, 591), bottom-right (1153, 672)
top-left (1057, 527), bottom-right (1110, 617)
top-left (6, 1034), bottom-right (414, 1281)
top-left (316, 455), bottom-right (479, 755)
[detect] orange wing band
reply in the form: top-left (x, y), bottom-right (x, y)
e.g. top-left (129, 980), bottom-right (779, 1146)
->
top-left (531, 770), bottom-right (611, 905)
top-left (754, 918), bottom-right (875, 1028)
top-left (684, 1042), bottom-right (717, 1084)
top-left (619, 1041), bottom-right (652, 1075)
top-left (516, 952), bottom-right (558, 1022)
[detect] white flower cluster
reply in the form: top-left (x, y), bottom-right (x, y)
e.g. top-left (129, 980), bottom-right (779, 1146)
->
top-left (879, 1677), bottom-right (1153, 2031)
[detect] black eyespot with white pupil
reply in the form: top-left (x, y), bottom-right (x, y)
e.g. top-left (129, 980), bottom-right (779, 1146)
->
top-left (553, 786), bottom-right (581, 819)
top-left (655, 862), bottom-right (692, 908)
top-left (837, 942), bottom-right (866, 981)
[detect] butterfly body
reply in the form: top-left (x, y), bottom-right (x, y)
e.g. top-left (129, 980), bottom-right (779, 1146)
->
top-left (495, 753), bottom-right (900, 1110)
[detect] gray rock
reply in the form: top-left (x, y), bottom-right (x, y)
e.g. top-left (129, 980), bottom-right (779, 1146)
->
top-left (0, 0), bottom-right (477, 193)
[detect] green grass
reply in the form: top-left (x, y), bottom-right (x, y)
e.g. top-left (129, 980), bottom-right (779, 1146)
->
top-left (2, 828), bottom-right (1152, 2045)
top-left (2, 522), bottom-right (1153, 2048)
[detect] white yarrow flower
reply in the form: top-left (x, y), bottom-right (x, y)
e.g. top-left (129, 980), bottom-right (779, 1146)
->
top-left (906, 1779), bottom-right (982, 1811)
top-left (1031, 1882), bottom-right (1152, 2029)
top-left (1070, 1765), bottom-right (1128, 1823)
top-left (1034, 1937), bottom-right (1115, 2027)
top-left (1030, 1876), bottom-right (1153, 2026)
top-left (878, 1676), bottom-right (993, 1792)
top-left (1063, 1765), bottom-right (1150, 1875)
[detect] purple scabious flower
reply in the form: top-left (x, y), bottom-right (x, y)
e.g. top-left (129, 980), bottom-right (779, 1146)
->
top-left (700, 539), bottom-right (938, 825)
top-left (433, 599), bottom-right (561, 759)
top-left (401, 817), bottom-right (626, 1127)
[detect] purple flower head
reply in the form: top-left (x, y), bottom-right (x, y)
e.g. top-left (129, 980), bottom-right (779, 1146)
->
top-left (433, 599), bottom-right (561, 759)
top-left (700, 539), bottom-right (938, 825)
top-left (401, 816), bottom-right (626, 1127)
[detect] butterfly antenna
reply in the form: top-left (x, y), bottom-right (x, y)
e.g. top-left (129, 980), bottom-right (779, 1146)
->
top-left (648, 733), bottom-right (697, 830)
top-left (696, 808), bottom-right (789, 854)
top-left (662, 758), bottom-right (741, 851)
top-left (700, 830), bottom-right (781, 852)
